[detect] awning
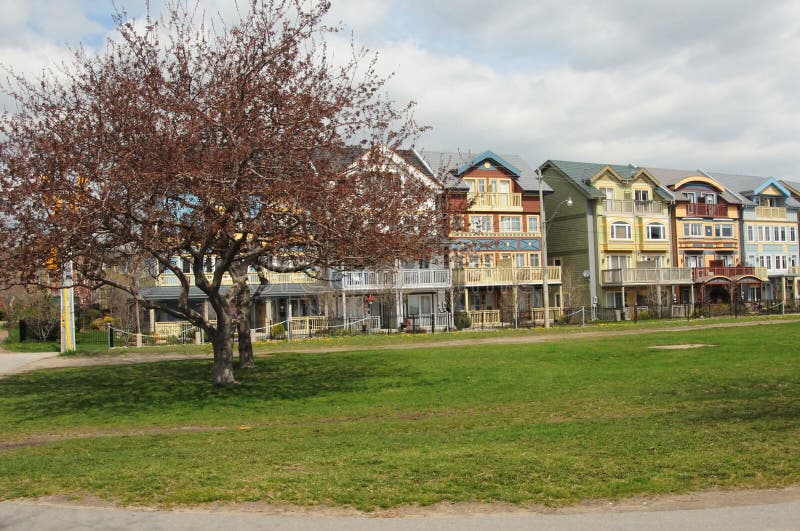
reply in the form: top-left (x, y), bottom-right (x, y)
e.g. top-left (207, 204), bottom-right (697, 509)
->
top-left (695, 275), bottom-right (731, 286)
top-left (730, 274), bottom-right (763, 285)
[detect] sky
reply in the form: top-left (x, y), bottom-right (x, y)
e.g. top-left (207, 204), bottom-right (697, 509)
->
top-left (2, 0), bottom-right (800, 179)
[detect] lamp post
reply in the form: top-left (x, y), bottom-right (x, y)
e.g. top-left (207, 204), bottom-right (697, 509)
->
top-left (536, 167), bottom-right (572, 329)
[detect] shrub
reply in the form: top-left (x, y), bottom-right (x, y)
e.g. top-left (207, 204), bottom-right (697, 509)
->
top-left (271, 323), bottom-right (286, 339)
top-left (454, 311), bottom-right (472, 330)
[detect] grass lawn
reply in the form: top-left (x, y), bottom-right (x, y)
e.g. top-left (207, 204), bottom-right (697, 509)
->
top-left (0, 322), bottom-right (798, 510)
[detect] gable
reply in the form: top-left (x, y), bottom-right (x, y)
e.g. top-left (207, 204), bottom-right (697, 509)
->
top-left (454, 150), bottom-right (521, 178)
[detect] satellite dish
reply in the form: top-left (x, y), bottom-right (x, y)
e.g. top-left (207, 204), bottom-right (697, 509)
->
top-left (582, 270), bottom-right (590, 279)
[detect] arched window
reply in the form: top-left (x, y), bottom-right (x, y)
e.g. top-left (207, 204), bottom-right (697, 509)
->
top-left (646, 223), bottom-right (666, 240)
top-left (610, 221), bottom-right (632, 240)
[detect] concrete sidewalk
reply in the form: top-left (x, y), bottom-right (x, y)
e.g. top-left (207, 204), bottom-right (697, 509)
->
top-left (1, 499), bottom-right (800, 531)
top-left (0, 329), bottom-right (58, 378)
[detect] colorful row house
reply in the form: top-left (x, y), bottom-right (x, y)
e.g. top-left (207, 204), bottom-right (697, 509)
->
top-left (541, 160), bottom-right (800, 312)
top-left (141, 148), bottom-right (562, 335)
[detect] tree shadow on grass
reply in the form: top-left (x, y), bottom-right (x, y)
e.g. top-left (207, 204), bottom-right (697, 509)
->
top-left (0, 352), bottom-right (409, 424)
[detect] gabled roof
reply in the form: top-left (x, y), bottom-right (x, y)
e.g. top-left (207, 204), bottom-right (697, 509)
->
top-left (417, 150), bottom-right (550, 193)
top-left (544, 160), bottom-right (673, 202)
top-left (645, 167), bottom-right (743, 205)
top-left (707, 171), bottom-right (800, 208)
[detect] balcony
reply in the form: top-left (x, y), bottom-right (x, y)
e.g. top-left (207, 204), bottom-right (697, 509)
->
top-left (755, 206), bottom-right (787, 219)
top-left (601, 267), bottom-right (693, 286)
top-left (692, 266), bottom-right (768, 281)
top-left (338, 268), bottom-right (451, 291)
top-left (789, 267), bottom-right (800, 276)
top-left (153, 271), bottom-right (317, 287)
top-left (601, 199), bottom-right (665, 215)
top-left (685, 203), bottom-right (729, 218)
top-left (450, 230), bottom-right (540, 239)
top-left (467, 192), bottom-right (522, 211)
top-left (453, 266), bottom-right (561, 287)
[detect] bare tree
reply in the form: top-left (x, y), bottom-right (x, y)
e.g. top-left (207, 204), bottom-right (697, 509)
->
top-left (0, 0), bottom-right (442, 384)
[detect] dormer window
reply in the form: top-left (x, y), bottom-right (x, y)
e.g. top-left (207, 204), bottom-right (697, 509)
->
top-left (634, 189), bottom-right (649, 202)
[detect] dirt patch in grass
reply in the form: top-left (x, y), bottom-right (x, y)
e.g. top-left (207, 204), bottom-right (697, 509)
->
top-left (649, 344), bottom-right (716, 350)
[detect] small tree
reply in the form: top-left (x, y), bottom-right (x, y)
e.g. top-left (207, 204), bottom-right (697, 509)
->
top-left (0, 0), bottom-right (442, 384)
top-left (8, 290), bottom-right (60, 341)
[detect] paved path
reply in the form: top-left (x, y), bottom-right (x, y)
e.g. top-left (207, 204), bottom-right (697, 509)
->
top-left (1, 497), bottom-right (799, 530)
top-left (0, 329), bottom-right (58, 377)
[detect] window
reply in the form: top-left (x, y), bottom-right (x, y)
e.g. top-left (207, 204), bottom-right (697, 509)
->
top-left (181, 257), bottom-right (192, 273)
top-left (514, 254), bottom-right (526, 267)
top-left (791, 227), bottom-right (797, 242)
top-left (764, 226), bottom-right (771, 241)
top-left (685, 191), bottom-right (697, 203)
top-left (529, 253), bottom-right (540, 267)
top-left (748, 255), bottom-right (755, 266)
top-left (774, 227), bottom-right (781, 241)
top-left (791, 255), bottom-right (798, 267)
top-left (469, 255), bottom-right (480, 268)
top-left (634, 189), bottom-right (649, 202)
top-left (640, 254), bottom-right (665, 267)
top-left (778, 227), bottom-right (787, 242)
top-left (526, 215), bottom-right (540, 233)
top-left (607, 255), bottom-right (631, 269)
top-left (776, 255), bottom-right (786, 270)
top-left (704, 193), bottom-right (716, 204)
top-left (599, 187), bottom-right (614, 200)
top-left (684, 254), bottom-right (703, 268)
top-left (482, 254), bottom-right (494, 268)
top-left (683, 223), bottom-right (703, 237)
top-left (466, 179), bottom-right (486, 194)
top-left (646, 223), bottom-right (666, 240)
top-left (450, 214), bottom-right (466, 232)
top-left (766, 255), bottom-right (772, 269)
top-left (714, 224), bottom-right (733, 238)
top-left (610, 221), bottom-right (632, 240)
top-left (499, 215), bottom-right (522, 232)
top-left (489, 179), bottom-right (511, 194)
top-left (470, 215), bottom-right (492, 233)
top-left (746, 226), bottom-right (754, 242)
top-left (204, 256), bottom-right (215, 273)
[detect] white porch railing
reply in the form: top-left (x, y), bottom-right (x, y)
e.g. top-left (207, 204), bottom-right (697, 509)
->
top-left (601, 267), bottom-right (694, 285)
top-left (467, 192), bottom-right (522, 210)
top-left (755, 206), bottom-right (787, 220)
top-left (153, 271), bottom-right (317, 287)
top-left (467, 309), bottom-right (502, 326)
top-left (602, 199), bottom-right (665, 215)
top-left (453, 266), bottom-right (561, 287)
top-left (338, 269), bottom-right (451, 291)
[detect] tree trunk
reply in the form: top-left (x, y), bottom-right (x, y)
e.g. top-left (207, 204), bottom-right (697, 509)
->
top-left (209, 316), bottom-right (236, 385)
top-left (237, 312), bottom-right (255, 368)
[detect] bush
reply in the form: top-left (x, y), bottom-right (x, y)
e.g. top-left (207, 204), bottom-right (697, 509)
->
top-left (271, 323), bottom-right (286, 340)
top-left (90, 316), bottom-right (117, 329)
top-left (454, 311), bottom-right (472, 330)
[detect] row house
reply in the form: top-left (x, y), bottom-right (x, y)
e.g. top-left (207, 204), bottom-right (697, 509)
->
top-left (541, 160), bottom-right (798, 311)
top-left (538, 160), bottom-right (686, 312)
top-left (141, 147), bottom-right (560, 335)
top-left (419, 150), bottom-right (561, 325)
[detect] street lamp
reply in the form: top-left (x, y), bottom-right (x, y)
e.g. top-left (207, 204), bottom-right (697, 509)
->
top-left (536, 167), bottom-right (572, 329)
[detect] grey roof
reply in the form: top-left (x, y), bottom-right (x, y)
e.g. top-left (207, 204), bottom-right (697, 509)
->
top-left (707, 171), bottom-right (800, 208)
top-left (416, 150), bottom-right (551, 193)
top-left (645, 167), bottom-right (744, 205)
top-left (141, 283), bottom-right (330, 301)
top-left (546, 160), bottom-right (673, 202)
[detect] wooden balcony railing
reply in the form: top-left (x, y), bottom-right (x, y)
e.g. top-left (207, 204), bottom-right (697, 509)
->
top-left (453, 266), bottom-right (561, 287)
top-left (467, 192), bottom-right (522, 211)
top-left (338, 269), bottom-right (452, 291)
top-left (467, 309), bottom-right (502, 326)
top-left (602, 199), bottom-right (665, 215)
top-left (154, 271), bottom-right (317, 287)
top-left (685, 203), bottom-right (729, 218)
top-left (601, 267), bottom-right (693, 285)
top-left (755, 206), bottom-right (787, 219)
top-left (692, 266), bottom-right (768, 280)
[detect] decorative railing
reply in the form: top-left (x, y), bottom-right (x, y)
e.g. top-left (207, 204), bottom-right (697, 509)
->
top-left (755, 206), bottom-right (787, 219)
top-left (452, 266), bottom-right (561, 286)
top-left (467, 309), bottom-right (502, 326)
top-left (685, 203), bottom-right (729, 217)
top-left (601, 199), bottom-right (665, 215)
top-left (153, 271), bottom-right (317, 287)
top-left (338, 269), bottom-right (451, 291)
top-left (450, 230), bottom-right (540, 238)
top-left (467, 192), bottom-right (522, 210)
top-left (601, 267), bottom-right (693, 285)
top-left (692, 266), bottom-right (768, 280)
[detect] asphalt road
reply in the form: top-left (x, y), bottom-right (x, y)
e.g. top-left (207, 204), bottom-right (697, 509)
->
top-left (1, 499), bottom-right (800, 530)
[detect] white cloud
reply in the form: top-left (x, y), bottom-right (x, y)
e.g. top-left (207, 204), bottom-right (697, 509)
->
top-left (3, 0), bottom-right (800, 178)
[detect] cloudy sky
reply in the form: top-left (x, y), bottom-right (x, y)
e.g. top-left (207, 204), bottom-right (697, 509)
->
top-left (3, 0), bottom-right (800, 178)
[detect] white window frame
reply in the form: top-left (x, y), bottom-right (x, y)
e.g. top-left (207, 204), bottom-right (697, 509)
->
top-left (646, 222), bottom-right (666, 240)
top-left (499, 215), bottom-right (522, 233)
top-left (634, 189), bottom-right (650, 202)
top-left (526, 215), bottom-right (540, 234)
top-left (610, 221), bottom-right (632, 240)
top-left (714, 224), bottom-right (733, 238)
top-left (746, 226), bottom-right (754, 242)
top-left (529, 253), bottom-right (540, 267)
top-left (470, 215), bottom-right (493, 233)
top-left (684, 223), bottom-right (703, 237)
top-left (790, 227), bottom-right (797, 242)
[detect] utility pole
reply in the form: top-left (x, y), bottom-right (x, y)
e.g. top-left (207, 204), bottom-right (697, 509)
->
top-left (60, 260), bottom-right (76, 352)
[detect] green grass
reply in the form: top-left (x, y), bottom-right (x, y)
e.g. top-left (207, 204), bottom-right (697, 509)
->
top-left (2, 327), bottom-right (108, 353)
top-left (0, 322), bottom-right (799, 509)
